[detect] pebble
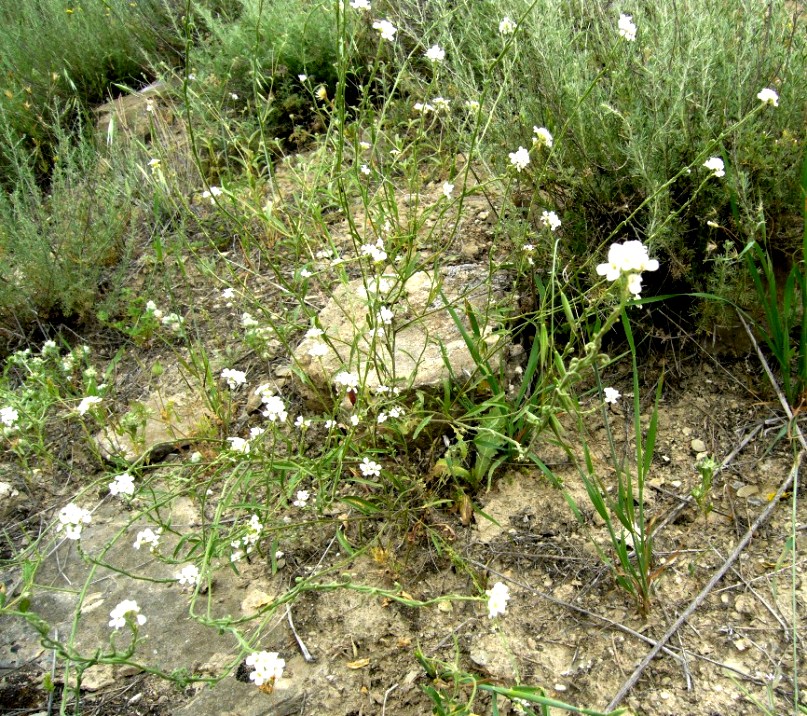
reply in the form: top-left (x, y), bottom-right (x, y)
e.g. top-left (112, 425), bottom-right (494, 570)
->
top-left (690, 438), bottom-right (707, 453)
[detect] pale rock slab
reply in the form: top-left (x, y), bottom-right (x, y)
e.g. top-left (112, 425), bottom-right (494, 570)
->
top-left (294, 265), bottom-right (509, 404)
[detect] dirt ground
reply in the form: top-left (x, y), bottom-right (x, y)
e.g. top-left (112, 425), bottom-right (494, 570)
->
top-left (0, 154), bottom-right (805, 716)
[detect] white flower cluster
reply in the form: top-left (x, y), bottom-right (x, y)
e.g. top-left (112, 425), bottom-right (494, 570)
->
top-left (109, 600), bottom-right (146, 630)
top-left (508, 146), bottom-right (530, 172)
top-left (133, 526), bottom-right (162, 552)
top-left (76, 395), bottom-right (102, 416)
top-left (372, 19), bottom-right (397, 42)
top-left (703, 157), bottom-right (725, 178)
top-left (377, 405), bottom-right (404, 424)
top-left (1, 406), bottom-right (19, 429)
top-left (221, 368), bottom-right (247, 390)
top-left (359, 457), bottom-right (382, 477)
top-left (255, 384), bottom-right (288, 422)
top-left (486, 581), bottom-right (510, 618)
top-left (425, 44), bottom-right (445, 63)
top-left (618, 13), bottom-right (637, 41)
top-left (334, 371), bottom-right (360, 393)
top-left (176, 564), bottom-right (200, 587)
top-left (109, 472), bottom-right (135, 498)
top-left (499, 16), bottom-right (516, 35)
top-left (231, 514), bottom-right (263, 562)
top-left (201, 186), bottom-right (223, 204)
top-left (245, 651), bottom-right (285, 687)
top-left (57, 503), bottom-right (92, 540)
top-left (595, 240), bottom-right (659, 298)
top-left (757, 87), bottom-right (779, 107)
top-left (532, 126), bottom-right (553, 148)
top-left (540, 210), bottom-right (561, 231)
top-left (360, 238), bottom-right (387, 263)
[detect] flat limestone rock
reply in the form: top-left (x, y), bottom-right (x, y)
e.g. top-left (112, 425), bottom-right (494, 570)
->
top-left (95, 361), bottom-right (214, 462)
top-left (294, 265), bottom-right (509, 403)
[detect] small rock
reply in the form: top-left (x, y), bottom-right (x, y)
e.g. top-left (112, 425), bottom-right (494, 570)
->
top-left (81, 664), bottom-right (117, 691)
top-left (690, 438), bottom-right (707, 453)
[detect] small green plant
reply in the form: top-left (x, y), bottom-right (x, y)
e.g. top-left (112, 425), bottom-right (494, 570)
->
top-left (416, 649), bottom-right (626, 716)
top-left (691, 455), bottom-right (718, 515)
top-left (742, 151), bottom-right (807, 407)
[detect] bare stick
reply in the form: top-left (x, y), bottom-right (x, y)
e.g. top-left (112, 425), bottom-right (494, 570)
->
top-left (606, 449), bottom-right (803, 711)
top-left (286, 605), bottom-right (315, 662)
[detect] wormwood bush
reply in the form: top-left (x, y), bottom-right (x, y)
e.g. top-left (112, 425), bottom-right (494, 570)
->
top-left (0, 124), bottom-right (139, 339)
top-left (0, 0), bottom-right (185, 183)
top-left (395, 0), bottom-right (806, 298)
top-left (190, 0), bottom-right (343, 150)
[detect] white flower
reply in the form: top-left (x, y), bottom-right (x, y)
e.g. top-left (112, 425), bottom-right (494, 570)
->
top-left (221, 368), bottom-right (247, 390)
top-left (334, 371), bottom-right (360, 392)
top-left (540, 210), bottom-right (561, 231)
top-left (442, 181), bottom-right (454, 198)
top-left (245, 651), bottom-right (285, 687)
top-left (433, 96), bottom-right (450, 112)
top-left (0, 406), bottom-right (19, 428)
top-left (109, 472), bottom-right (135, 498)
top-left (133, 527), bottom-right (162, 551)
top-left (109, 600), bottom-right (146, 630)
top-left (241, 312), bottom-right (259, 329)
top-left (293, 490), bottom-right (310, 508)
top-left (509, 146), bottom-right (530, 172)
top-left (359, 457), bottom-right (382, 477)
top-left (378, 306), bottom-right (394, 324)
top-left (425, 44), bottom-right (445, 63)
top-left (308, 341), bottom-right (329, 358)
top-left (756, 87), bottom-right (779, 106)
top-left (349, 0), bottom-right (370, 9)
top-left (57, 503), bottom-right (92, 540)
top-left (261, 393), bottom-right (288, 423)
top-left (227, 437), bottom-right (250, 454)
top-left (201, 186), bottom-right (223, 204)
top-left (703, 156), bottom-right (725, 178)
top-left (42, 340), bottom-right (59, 355)
top-left (603, 387), bottom-right (621, 404)
top-left (372, 19), bottom-right (397, 42)
top-left (161, 313), bottom-right (184, 331)
top-left (486, 581), bottom-right (510, 618)
top-left (499, 16), bottom-right (516, 35)
top-left (176, 564), bottom-right (200, 587)
top-left (626, 272), bottom-right (643, 297)
top-left (596, 240), bottom-right (659, 282)
top-left (618, 14), bottom-right (637, 41)
top-left (76, 396), bottom-right (102, 416)
top-left (532, 126), bottom-right (553, 148)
